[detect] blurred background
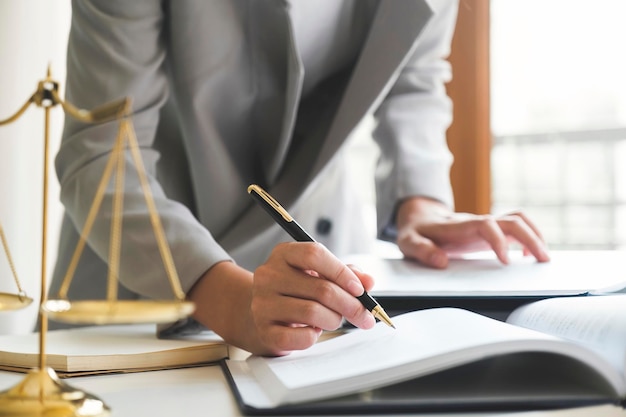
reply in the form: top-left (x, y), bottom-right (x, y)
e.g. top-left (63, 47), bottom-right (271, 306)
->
top-left (0, 0), bottom-right (70, 334)
top-left (490, 0), bottom-right (626, 250)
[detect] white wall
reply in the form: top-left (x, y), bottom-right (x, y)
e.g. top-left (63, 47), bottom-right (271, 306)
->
top-left (0, 1), bottom-right (71, 334)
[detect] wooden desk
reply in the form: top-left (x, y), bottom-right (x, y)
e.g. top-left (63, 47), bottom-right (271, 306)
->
top-left (1, 366), bottom-right (625, 417)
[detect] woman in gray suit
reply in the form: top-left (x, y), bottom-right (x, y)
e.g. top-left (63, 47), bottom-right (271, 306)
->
top-left (51, 0), bottom-right (549, 355)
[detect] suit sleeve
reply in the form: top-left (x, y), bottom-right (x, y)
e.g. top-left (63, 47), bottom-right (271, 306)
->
top-left (55, 0), bottom-right (231, 299)
top-left (372, 0), bottom-right (459, 240)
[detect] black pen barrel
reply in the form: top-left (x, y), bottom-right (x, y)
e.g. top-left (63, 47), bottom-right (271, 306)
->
top-left (283, 220), bottom-right (315, 242)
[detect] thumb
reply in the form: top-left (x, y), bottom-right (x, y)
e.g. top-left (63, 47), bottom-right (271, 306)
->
top-left (398, 235), bottom-right (448, 269)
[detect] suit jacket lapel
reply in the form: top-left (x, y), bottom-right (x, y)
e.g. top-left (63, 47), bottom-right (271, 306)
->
top-left (219, 0), bottom-right (434, 250)
top-left (272, 0), bottom-right (435, 209)
top-left (309, 0), bottom-right (433, 178)
top-left (252, 0), bottom-right (304, 186)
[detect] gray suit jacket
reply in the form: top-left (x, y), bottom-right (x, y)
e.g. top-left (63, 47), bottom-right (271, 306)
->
top-left (51, 0), bottom-right (457, 303)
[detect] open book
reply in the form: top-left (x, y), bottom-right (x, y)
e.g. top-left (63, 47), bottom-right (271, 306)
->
top-left (224, 294), bottom-right (626, 415)
top-left (0, 324), bottom-right (227, 377)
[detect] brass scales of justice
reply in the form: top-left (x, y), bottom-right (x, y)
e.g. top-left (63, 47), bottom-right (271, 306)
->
top-left (0, 68), bottom-right (195, 416)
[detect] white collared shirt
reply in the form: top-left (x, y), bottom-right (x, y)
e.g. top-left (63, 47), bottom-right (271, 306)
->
top-left (287, 0), bottom-right (377, 97)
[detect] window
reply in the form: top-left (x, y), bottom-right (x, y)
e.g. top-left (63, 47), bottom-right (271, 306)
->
top-left (490, 0), bottom-right (626, 249)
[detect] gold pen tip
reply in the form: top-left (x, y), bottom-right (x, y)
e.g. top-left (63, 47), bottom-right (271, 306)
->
top-left (383, 318), bottom-right (396, 329)
top-left (373, 307), bottom-right (396, 329)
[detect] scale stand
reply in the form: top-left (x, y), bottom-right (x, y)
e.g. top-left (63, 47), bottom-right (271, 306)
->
top-left (0, 68), bottom-right (194, 416)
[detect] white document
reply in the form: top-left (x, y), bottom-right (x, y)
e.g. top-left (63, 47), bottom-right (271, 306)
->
top-left (343, 250), bottom-right (626, 297)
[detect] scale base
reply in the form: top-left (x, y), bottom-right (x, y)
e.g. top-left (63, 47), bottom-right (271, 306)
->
top-left (0, 367), bottom-right (109, 416)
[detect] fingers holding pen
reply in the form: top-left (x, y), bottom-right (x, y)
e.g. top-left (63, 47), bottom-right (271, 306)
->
top-left (269, 242), bottom-right (375, 327)
top-left (251, 242), bottom-right (376, 352)
top-left (253, 263), bottom-right (347, 330)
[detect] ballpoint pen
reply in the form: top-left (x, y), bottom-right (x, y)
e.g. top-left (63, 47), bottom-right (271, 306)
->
top-left (247, 184), bottom-right (396, 329)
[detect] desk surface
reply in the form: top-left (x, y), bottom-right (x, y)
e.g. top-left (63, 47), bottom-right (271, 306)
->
top-left (1, 366), bottom-right (625, 417)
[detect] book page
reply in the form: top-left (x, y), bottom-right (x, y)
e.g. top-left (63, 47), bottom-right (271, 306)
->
top-left (344, 251), bottom-right (626, 296)
top-left (244, 308), bottom-right (624, 406)
top-left (507, 295), bottom-right (626, 375)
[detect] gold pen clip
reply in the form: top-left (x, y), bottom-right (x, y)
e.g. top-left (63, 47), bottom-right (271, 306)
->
top-left (247, 184), bottom-right (293, 222)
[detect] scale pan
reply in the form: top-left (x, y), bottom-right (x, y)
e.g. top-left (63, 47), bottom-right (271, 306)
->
top-left (0, 292), bottom-right (33, 310)
top-left (41, 299), bottom-right (195, 324)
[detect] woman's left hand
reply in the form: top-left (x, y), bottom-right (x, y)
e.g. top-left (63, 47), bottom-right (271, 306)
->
top-left (395, 197), bottom-right (551, 268)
